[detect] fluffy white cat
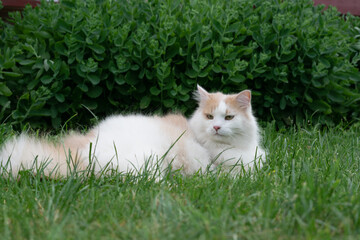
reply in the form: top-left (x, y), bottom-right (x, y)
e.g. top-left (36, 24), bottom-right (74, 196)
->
top-left (0, 85), bottom-right (265, 177)
top-left (189, 85), bottom-right (265, 171)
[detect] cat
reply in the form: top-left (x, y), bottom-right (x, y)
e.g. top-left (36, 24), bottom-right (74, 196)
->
top-left (0, 114), bottom-right (211, 177)
top-left (189, 85), bottom-right (265, 172)
top-left (0, 85), bottom-right (265, 177)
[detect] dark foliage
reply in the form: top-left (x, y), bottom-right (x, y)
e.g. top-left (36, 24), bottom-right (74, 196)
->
top-left (0, 0), bottom-right (360, 129)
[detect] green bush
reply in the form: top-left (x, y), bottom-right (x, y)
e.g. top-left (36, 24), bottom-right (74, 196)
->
top-left (0, 0), bottom-right (360, 129)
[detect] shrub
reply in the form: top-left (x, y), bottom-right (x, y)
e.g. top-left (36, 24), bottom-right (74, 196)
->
top-left (0, 0), bottom-right (360, 129)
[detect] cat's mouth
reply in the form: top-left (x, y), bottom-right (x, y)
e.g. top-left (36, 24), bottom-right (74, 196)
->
top-left (212, 133), bottom-right (229, 144)
top-left (214, 132), bottom-right (224, 137)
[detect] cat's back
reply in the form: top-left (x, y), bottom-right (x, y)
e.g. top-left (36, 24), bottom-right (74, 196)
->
top-left (92, 114), bottom-right (162, 138)
top-left (90, 113), bottom-right (189, 144)
top-left (155, 114), bottom-right (188, 134)
top-left (85, 114), bottom-right (192, 170)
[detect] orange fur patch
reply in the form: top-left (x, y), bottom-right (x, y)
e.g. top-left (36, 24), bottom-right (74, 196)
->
top-left (159, 114), bottom-right (188, 130)
top-left (51, 132), bottom-right (96, 174)
top-left (200, 91), bottom-right (251, 119)
top-left (201, 92), bottom-right (224, 114)
top-left (225, 95), bottom-right (251, 119)
top-left (157, 114), bottom-right (191, 168)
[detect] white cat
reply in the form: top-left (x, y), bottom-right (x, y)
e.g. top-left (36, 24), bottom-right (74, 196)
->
top-left (0, 85), bottom-right (265, 177)
top-left (189, 85), bottom-right (265, 172)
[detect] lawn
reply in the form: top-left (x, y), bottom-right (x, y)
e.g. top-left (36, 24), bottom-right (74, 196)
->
top-left (0, 123), bottom-right (360, 239)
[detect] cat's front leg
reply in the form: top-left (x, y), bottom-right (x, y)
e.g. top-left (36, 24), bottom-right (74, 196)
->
top-left (182, 139), bottom-right (212, 174)
top-left (213, 147), bottom-right (264, 173)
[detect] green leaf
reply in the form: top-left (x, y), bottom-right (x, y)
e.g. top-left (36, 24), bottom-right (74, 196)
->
top-left (57, 19), bottom-right (72, 33)
top-left (0, 96), bottom-right (10, 108)
top-left (166, 45), bottom-right (179, 60)
top-left (311, 100), bottom-right (332, 115)
top-left (82, 100), bottom-right (98, 110)
top-left (167, 37), bottom-right (177, 46)
top-left (35, 31), bottom-right (52, 39)
top-left (89, 44), bottom-right (106, 54)
top-left (55, 93), bottom-right (65, 103)
top-left (27, 78), bottom-right (41, 90)
top-left (43, 59), bottom-right (50, 71)
top-left (1, 71), bottom-right (23, 77)
top-left (222, 37), bottom-right (233, 43)
top-left (163, 99), bottom-right (174, 108)
top-left (212, 64), bottom-right (222, 73)
top-left (87, 86), bottom-right (103, 98)
top-left (78, 83), bottom-right (89, 92)
top-left (230, 74), bottom-right (245, 83)
top-left (185, 69), bottom-right (198, 78)
top-left (40, 75), bottom-right (53, 84)
top-left (304, 93), bottom-right (313, 103)
top-left (58, 103), bottom-right (70, 113)
top-left (0, 82), bottom-right (12, 96)
top-left (52, 117), bottom-right (62, 129)
top-left (225, 22), bottom-right (241, 33)
top-left (55, 42), bottom-right (67, 55)
top-left (327, 90), bottom-right (345, 103)
top-left (280, 96), bottom-right (286, 110)
top-left (131, 65), bottom-right (140, 71)
top-left (115, 75), bottom-right (125, 85)
top-left (19, 59), bottom-right (36, 66)
top-left (279, 51), bottom-right (296, 63)
top-left (61, 0), bottom-right (76, 9)
top-left (3, 60), bottom-right (15, 69)
top-left (274, 87), bottom-right (283, 94)
top-left (87, 74), bottom-right (100, 85)
top-left (140, 96), bottom-right (151, 109)
top-left (76, 50), bottom-right (84, 62)
top-left (150, 86), bottom-right (161, 96)
top-left (178, 94), bottom-right (190, 102)
top-left (28, 109), bottom-right (52, 117)
top-left (125, 71), bottom-right (139, 85)
top-left (212, 19), bottom-right (223, 35)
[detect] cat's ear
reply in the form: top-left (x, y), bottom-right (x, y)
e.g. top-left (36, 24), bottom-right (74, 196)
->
top-left (236, 90), bottom-right (251, 108)
top-left (195, 85), bottom-right (209, 102)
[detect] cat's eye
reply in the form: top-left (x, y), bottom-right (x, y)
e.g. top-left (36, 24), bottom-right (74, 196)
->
top-left (205, 114), bottom-right (214, 120)
top-left (225, 115), bottom-right (234, 120)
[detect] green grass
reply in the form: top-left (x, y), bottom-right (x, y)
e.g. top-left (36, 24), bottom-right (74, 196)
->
top-left (0, 123), bottom-right (360, 239)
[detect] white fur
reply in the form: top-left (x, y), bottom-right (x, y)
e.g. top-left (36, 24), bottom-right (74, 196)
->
top-left (0, 86), bottom-right (265, 177)
top-left (189, 87), bottom-right (265, 172)
top-left (0, 114), bottom-right (211, 177)
top-left (84, 115), bottom-right (210, 174)
top-left (0, 134), bottom-right (68, 176)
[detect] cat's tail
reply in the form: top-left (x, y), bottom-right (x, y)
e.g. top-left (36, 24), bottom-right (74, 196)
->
top-left (0, 133), bottom-right (91, 177)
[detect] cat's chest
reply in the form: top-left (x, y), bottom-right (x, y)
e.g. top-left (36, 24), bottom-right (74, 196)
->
top-left (204, 142), bottom-right (232, 157)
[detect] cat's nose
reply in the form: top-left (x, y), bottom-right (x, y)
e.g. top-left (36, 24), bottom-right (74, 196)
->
top-left (213, 126), bottom-right (221, 131)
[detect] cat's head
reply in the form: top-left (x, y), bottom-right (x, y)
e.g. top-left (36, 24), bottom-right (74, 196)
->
top-left (190, 85), bottom-right (258, 145)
